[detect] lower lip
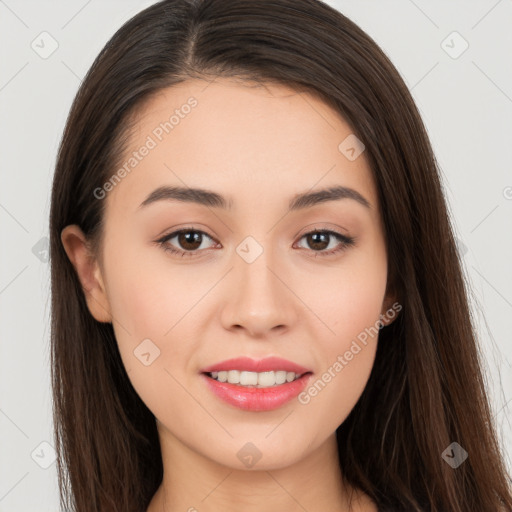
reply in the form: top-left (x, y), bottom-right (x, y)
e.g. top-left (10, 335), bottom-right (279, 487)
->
top-left (201, 373), bottom-right (313, 411)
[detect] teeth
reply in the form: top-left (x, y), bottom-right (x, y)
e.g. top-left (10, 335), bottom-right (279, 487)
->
top-left (228, 370), bottom-right (240, 384)
top-left (240, 370), bottom-right (258, 385)
top-left (208, 370), bottom-right (301, 388)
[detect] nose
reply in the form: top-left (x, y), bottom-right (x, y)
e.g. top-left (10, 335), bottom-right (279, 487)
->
top-left (219, 245), bottom-right (298, 338)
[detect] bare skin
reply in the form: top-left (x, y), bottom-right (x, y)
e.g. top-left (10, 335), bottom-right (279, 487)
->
top-left (62, 77), bottom-right (396, 512)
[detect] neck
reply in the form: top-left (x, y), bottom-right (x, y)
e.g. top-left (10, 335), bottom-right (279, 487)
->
top-left (146, 423), bottom-right (376, 512)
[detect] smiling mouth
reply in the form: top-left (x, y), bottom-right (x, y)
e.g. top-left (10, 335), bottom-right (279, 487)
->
top-left (204, 370), bottom-right (312, 388)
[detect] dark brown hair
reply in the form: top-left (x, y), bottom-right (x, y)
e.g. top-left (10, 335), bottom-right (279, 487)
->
top-left (49, 1), bottom-right (512, 511)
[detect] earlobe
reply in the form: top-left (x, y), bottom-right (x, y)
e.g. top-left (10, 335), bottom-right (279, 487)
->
top-left (60, 225), bottom-right (112, 323)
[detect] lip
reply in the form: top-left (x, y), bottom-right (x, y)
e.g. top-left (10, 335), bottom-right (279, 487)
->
top-left (200, 356), bottom-right (312, 374)
top-left (201, 372), bottom-right (313, 412)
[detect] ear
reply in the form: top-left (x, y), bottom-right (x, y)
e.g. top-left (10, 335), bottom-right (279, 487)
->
top-left (60, 225), bottom-right (112, 323)
top-left (379, 284), bottom-right (401, 328)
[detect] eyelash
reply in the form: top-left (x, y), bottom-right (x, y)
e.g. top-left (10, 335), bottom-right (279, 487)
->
top-left (156, 226), bottom-right (356, 259)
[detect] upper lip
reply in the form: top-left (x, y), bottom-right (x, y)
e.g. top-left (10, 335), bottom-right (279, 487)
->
top-left (201, 356), bottom-right (312, 375)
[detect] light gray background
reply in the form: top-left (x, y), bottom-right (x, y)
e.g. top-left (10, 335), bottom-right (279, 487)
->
top-left (1, 1), bottom-right (511, 510)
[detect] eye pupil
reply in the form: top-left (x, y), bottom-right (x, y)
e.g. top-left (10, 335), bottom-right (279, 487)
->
top-left (308, 232), bottom-right (329, 250)
top-left (179, 231), bottom-right (202, 250)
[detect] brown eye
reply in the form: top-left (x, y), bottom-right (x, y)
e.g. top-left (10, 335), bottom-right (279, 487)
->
top-left (295, 230), bottom-right (355, 257)
top-left (157, 229), bottom-right (217, 257)
top-left (176, 231), bottom-right (203, 251)
top-left (305, 232), bottom-right (330, 250)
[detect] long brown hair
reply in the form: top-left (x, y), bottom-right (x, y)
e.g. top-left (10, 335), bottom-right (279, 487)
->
top-left (49, 1), bottom-right (512, 510)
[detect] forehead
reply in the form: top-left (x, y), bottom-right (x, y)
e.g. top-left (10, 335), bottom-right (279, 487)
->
top-left (105, 77), bottom-right (378, 215)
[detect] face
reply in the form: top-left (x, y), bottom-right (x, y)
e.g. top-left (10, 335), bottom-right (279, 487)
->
top-left (62, 78), bottom-right (395, 471)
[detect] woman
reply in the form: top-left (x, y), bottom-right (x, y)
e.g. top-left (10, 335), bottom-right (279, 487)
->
top-left (49, 0), bottom-right (512, 511)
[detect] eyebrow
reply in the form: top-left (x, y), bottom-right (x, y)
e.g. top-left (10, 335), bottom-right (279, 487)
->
top-left (138, 185), bottom-right (371, 211)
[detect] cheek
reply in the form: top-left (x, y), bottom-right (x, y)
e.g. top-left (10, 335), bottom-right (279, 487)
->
top-left (105, 242), bottom-right (206, 339)
top-left (105, 266), bottom-right (197, 421)
top-left (302, 238), bottom-right (388, 345)
top-left (295, 245), bottom-right (387, 425)
top-left (103, 242), bottom-right (232, 418)
top-left (297, 344), bottom-right (377, 439)
top-left (297, 293), bottom-right (383, 436)
top-left (102, 246), bottom-right (202, 391)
